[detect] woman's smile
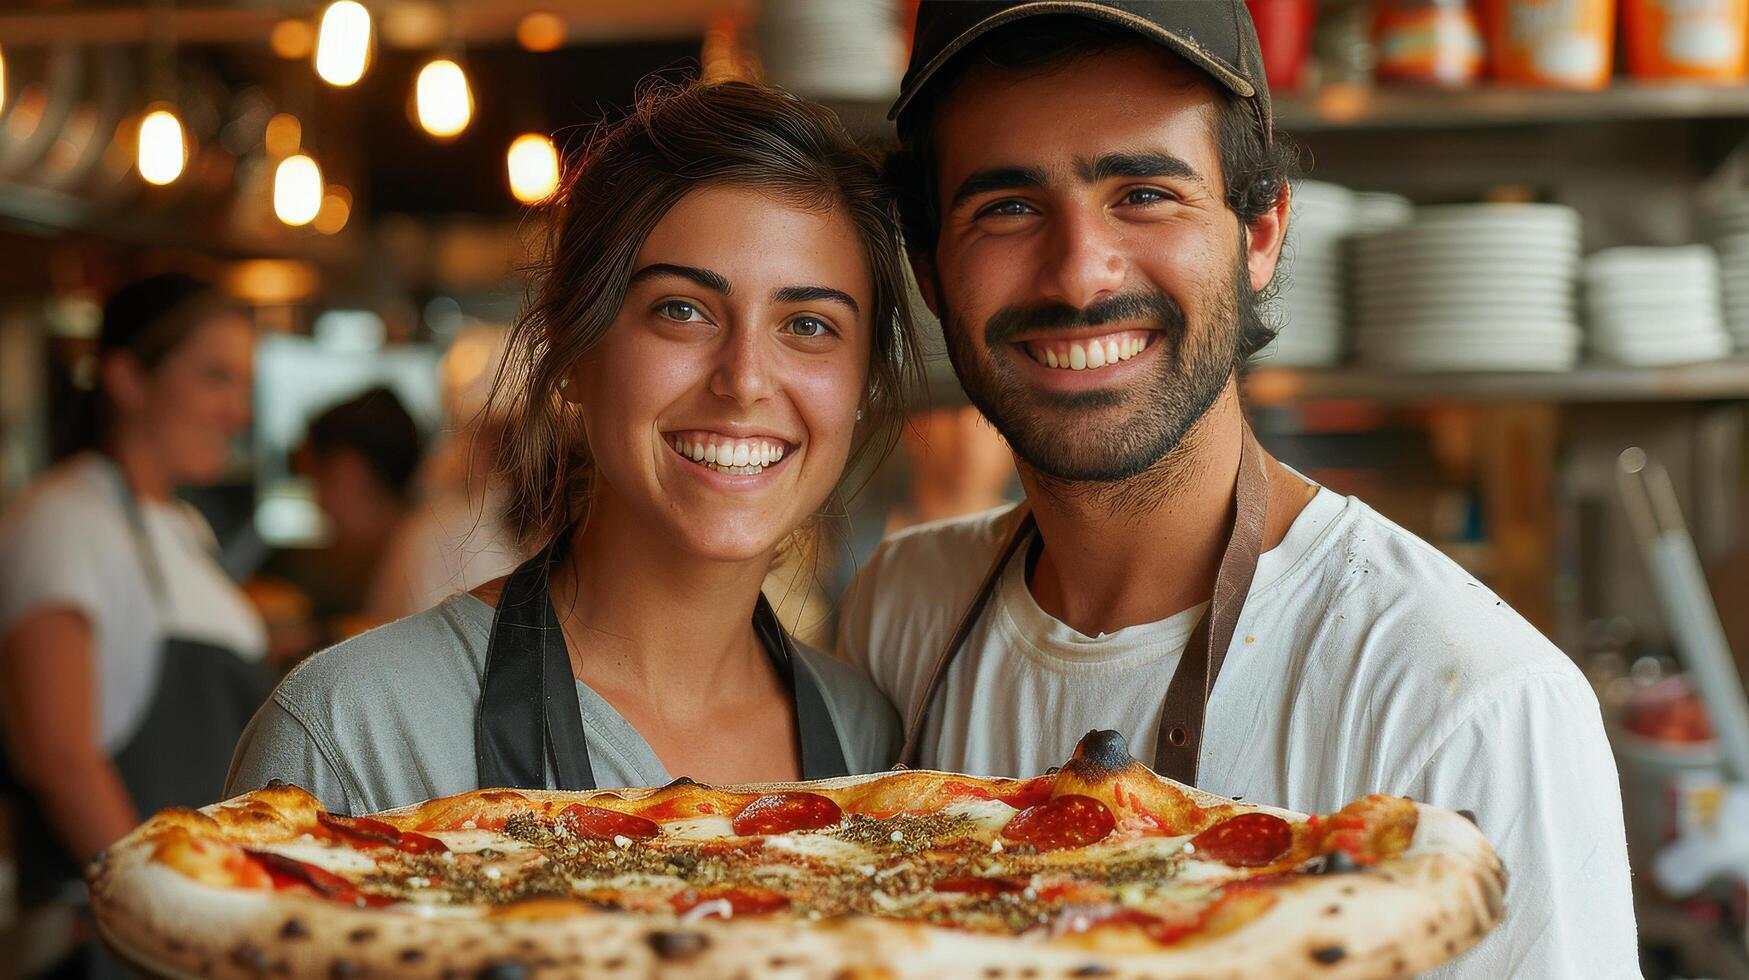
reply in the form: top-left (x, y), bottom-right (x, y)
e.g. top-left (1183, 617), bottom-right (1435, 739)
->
top-left (665, 430), bottom-right (798, 479)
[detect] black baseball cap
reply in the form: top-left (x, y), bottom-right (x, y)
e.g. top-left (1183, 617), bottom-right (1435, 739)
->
top-left (890, 0), bottom-right (1272, 146)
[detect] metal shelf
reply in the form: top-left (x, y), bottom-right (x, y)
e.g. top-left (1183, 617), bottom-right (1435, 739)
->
top-left (1275, 82), bottom-right (1749, 132)
top-left (1244, 358), bottom-right (1749, 404)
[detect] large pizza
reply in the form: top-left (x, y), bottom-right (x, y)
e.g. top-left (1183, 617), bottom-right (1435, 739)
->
top-left (89, 730), bottom-right (1504, 979)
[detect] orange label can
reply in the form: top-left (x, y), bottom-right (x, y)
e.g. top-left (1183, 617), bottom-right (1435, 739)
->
top-left (1485, 0), bottom-right (1616, 88)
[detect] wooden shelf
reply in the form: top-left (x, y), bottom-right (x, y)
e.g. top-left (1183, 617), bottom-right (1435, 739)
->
top-left (1244, 358), bottom-right (1749, 404)
top-left (1275, 82), bottom-right (1749, 132)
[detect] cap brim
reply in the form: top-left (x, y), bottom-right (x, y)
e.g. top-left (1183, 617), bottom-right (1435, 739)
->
top-left (889, 1), bottom-right (1256, 123)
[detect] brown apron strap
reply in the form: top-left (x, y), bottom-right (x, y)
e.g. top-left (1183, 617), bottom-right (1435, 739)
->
top-left (1152, 427), bottom-right (1270, 785)
top-left (897, 426), bottom-right (1272, 783)
top-left (897, 504), bottom-right (1035, 767)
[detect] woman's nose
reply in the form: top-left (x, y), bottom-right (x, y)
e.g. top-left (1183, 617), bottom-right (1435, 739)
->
top-left (708, 325), bottom-right (775, 408)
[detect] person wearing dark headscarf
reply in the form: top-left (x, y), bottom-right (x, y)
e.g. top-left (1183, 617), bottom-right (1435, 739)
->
top-left (0, 272), bottom-right (269, 976)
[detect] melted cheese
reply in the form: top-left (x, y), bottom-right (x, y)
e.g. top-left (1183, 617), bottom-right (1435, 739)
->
top-left (762, 832), bottom-right (875, 865)
top-left (940, 798), bottom-right (1018, 834)
top-left (431, 830), bottom-right (535, 854)
top-left (256, 836), bottom-right (379, 876)
top-left (659, 815), bottom-right (736, 841)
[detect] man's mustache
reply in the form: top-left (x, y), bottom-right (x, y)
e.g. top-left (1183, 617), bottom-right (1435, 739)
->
top-left (983, 291), bottom-right (1187, 348)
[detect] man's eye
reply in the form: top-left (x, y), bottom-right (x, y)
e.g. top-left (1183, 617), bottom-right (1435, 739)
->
top-left (658, 300), bottom-right (702, 322)
top-left (979, 199), bottom-right (1033, 219)
top-left (1122, 188), bottom-right (1171, 206)
top-left (786, 316), bottom-right (833, 338)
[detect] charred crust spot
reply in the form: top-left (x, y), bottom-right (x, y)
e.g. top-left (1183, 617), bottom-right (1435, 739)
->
top-left (984, 969), bottom-right (1004, 978)
top-left (1070, 966), bottom-right (1114, 977)
top-left (1427, 922), bottom-right (1439, 935)
top-left (1022, 972), bottom-right (1041, 979)
top-left (768, 957), bottom-right (795, 968)
top-left (1067, 730), bottom-right (1133, 776)
top-left (475, 962), bottom-right (528, 980)
top-left (399, 949), bottom-right (425, 964)
top-left (231, 941), bottom-right (271, 972)
top-left (279, 919), bottom-right (309, 940)
top-left (1323, 905), bottom-right (1341, 916)
top-left (1445, 939), bottom-right (1458, 954)
top-left (1392, 958), bottom-right (1407, 974)
top-left (1457, 809), bottom-right (1478, 825)
top-left (647, 930), bottom-right (710, 961)
top-left (602, 957), bottom-right (626, 969)
top-left (1340, 885), bottom-right (1358, 896)
top-left (1311, 946), bottom-right (1346, 965)
top-left (266, 778), bottom-right (288, 789)
top-left (662, 776), bottom-right (701, 789)
top-left (168, 938), bottom-right (188, 953)
top-left (516, 938), bottom-right (538, 951)
top-left (346, 928), bottom-right (376, 944)
top-left (330, 958), bottom-right (365, 978)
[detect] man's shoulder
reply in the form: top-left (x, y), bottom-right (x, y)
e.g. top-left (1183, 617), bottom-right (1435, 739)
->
top-left (1271, 493), bottom-right (1585, 717)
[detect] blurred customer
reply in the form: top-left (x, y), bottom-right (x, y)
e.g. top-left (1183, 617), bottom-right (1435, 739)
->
top-left (0, 272), bottom-right (268, 975)
top-left (884, 405), bottom-right (1016, 535)
top-left (367, 326), bottom-right (521, 622)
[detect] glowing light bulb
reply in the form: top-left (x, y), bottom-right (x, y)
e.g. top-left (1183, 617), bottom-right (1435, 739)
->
top-left (274, 153), bottom-right (323, 226)
top-left (415, 58), bottom-right (473, 139)
top-left (314, 185), bottom-right (352, 235)
top-left (517, 13), bottom-right (566, 52)
top-left (315, 1), bottom-right (371, 87)
top-left (264, 113), bottom-right (302, 158)
top-left (507, 133), bottom-right (559, 205)
top-left (137, 107), bottom-right (186, 186)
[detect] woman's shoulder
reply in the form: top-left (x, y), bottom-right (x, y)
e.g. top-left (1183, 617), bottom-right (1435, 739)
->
top-left (0, 455), bottom-right (126, 541)
top-left (273, 595), bottom-right (493, 720)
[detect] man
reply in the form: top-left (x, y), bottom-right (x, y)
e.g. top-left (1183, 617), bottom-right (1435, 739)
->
top-left (838, 3), bottom-right (1638, 976)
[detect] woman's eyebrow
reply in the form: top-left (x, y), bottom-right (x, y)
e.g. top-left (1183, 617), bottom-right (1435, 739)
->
top-left (628, 263), bottom-right (732, 294)
top-left (774, 285), bottom-right (860, 314)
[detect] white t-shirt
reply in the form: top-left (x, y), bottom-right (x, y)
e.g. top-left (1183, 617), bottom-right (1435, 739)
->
top-left (839, 488), bottom-right (1639, 979)
top-left (0, 454), bottom-right (267, 753)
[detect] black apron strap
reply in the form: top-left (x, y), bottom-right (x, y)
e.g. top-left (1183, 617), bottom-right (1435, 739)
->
top-left (755, 595), bottom-right (851, 780)
top-left (476, 546), bottom-right (594, 791)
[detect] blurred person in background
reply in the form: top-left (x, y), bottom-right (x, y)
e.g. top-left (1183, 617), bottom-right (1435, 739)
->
top-left (367, 326), bottom-right (522, 623)
top-left (884, 404), bottom-right (1016, 535)
top-left (0, 272), bottom-right (269, 976)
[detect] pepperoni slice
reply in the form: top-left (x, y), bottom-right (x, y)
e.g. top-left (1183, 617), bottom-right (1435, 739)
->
top-left (559, 804), bottom-right (661, 841)
top-left (318, 813), bottom-right (448, 854)
top-left (1189, 812), bottom-right (1293, 867)
top-left (1000, 794), bottom-right (1117, 851)
top-left (245, 849), bottom-right (395, 907)
top-left (932, 875), bottom-right (1030, 898)
top-left (731, 793), bottom-right (843, 836)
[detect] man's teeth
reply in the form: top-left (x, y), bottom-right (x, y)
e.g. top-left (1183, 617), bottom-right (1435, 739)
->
top-left (669, 435), bottom-right (786, 475)
top-left (1030, 334), bottom-right (1149, 371)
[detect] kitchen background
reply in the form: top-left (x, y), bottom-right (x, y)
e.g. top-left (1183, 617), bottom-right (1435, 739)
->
top-left (2, 0), bottom-right (1749, 975)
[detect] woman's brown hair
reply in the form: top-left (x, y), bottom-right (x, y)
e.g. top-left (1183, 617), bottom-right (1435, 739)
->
top-left (489, 79), bottom-right (921, 552)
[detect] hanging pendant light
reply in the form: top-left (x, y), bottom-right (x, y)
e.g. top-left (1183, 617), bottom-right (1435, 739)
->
top-left (315, 1), bottom-right (372, 87)
top-left (507, 133), bottom-right (559, 205)
top-left (274, 153), bottom-right (324, 226)
top-left (137, 105), bottom-right (187, 185)
top-left (414, 57), bottom-right (473, 139)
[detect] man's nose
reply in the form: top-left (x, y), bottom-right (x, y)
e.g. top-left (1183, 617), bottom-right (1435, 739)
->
top-left (1035, 208), bottom-right (1126, 311)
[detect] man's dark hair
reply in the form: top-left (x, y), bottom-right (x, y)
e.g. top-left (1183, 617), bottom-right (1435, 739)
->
top-left (306, 386), bottom-right (423, 498)
top-left (886, 15), bottom-right (1303, 360)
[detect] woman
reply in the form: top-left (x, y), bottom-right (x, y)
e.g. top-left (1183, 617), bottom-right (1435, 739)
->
top-left (0, 272), bottom-right (268, 964)
top-left (227, 80), bottom-right (920, 815)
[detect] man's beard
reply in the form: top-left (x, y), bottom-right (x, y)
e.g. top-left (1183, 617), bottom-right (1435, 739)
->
top-left (939, 252), bottom-right (1259, 486)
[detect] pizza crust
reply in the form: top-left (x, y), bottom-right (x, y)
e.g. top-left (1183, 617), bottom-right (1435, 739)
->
top-left (90, 735), bottom-right (1507, 979)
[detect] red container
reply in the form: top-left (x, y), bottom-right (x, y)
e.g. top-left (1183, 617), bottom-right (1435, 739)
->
top-left (1247, 0), bottom-right (1316, 90)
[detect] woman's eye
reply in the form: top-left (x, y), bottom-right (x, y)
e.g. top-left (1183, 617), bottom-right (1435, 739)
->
top-left (786, 316), bottom-right (833, 339)
top-left (658, 300), bottom-right (703, 322)
top-left (1121, 188), bottom-right (1171, 207)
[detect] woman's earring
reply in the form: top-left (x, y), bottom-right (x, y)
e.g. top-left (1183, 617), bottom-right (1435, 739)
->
top-left (855, 408), bottom-right (864, 422)
top-left (559, 378), bottom-right (571, 390)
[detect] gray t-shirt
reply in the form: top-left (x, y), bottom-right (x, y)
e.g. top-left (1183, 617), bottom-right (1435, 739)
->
top-left (226, 594), bottom-right (901, 815)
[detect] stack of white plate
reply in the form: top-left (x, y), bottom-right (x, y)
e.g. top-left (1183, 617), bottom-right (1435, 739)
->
top-left (757, 0), bottom-right (903, 101)
top-left (1706, 195), bottom-right (1749, 348)
top-left (1353, 192), bottom-right (1414, 235)
top-left (1583, 247), bottom-right (1729, 366)
top-left (1350, 203), bottom-right (1583, 372)
top-left (1254, 180), bottom-right (1353, 367)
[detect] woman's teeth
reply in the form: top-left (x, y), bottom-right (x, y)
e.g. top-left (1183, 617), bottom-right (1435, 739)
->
top-left (669, 435), bottom-right (786, 476)
top-left (1026, 332), bottom-right (1151, 371)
